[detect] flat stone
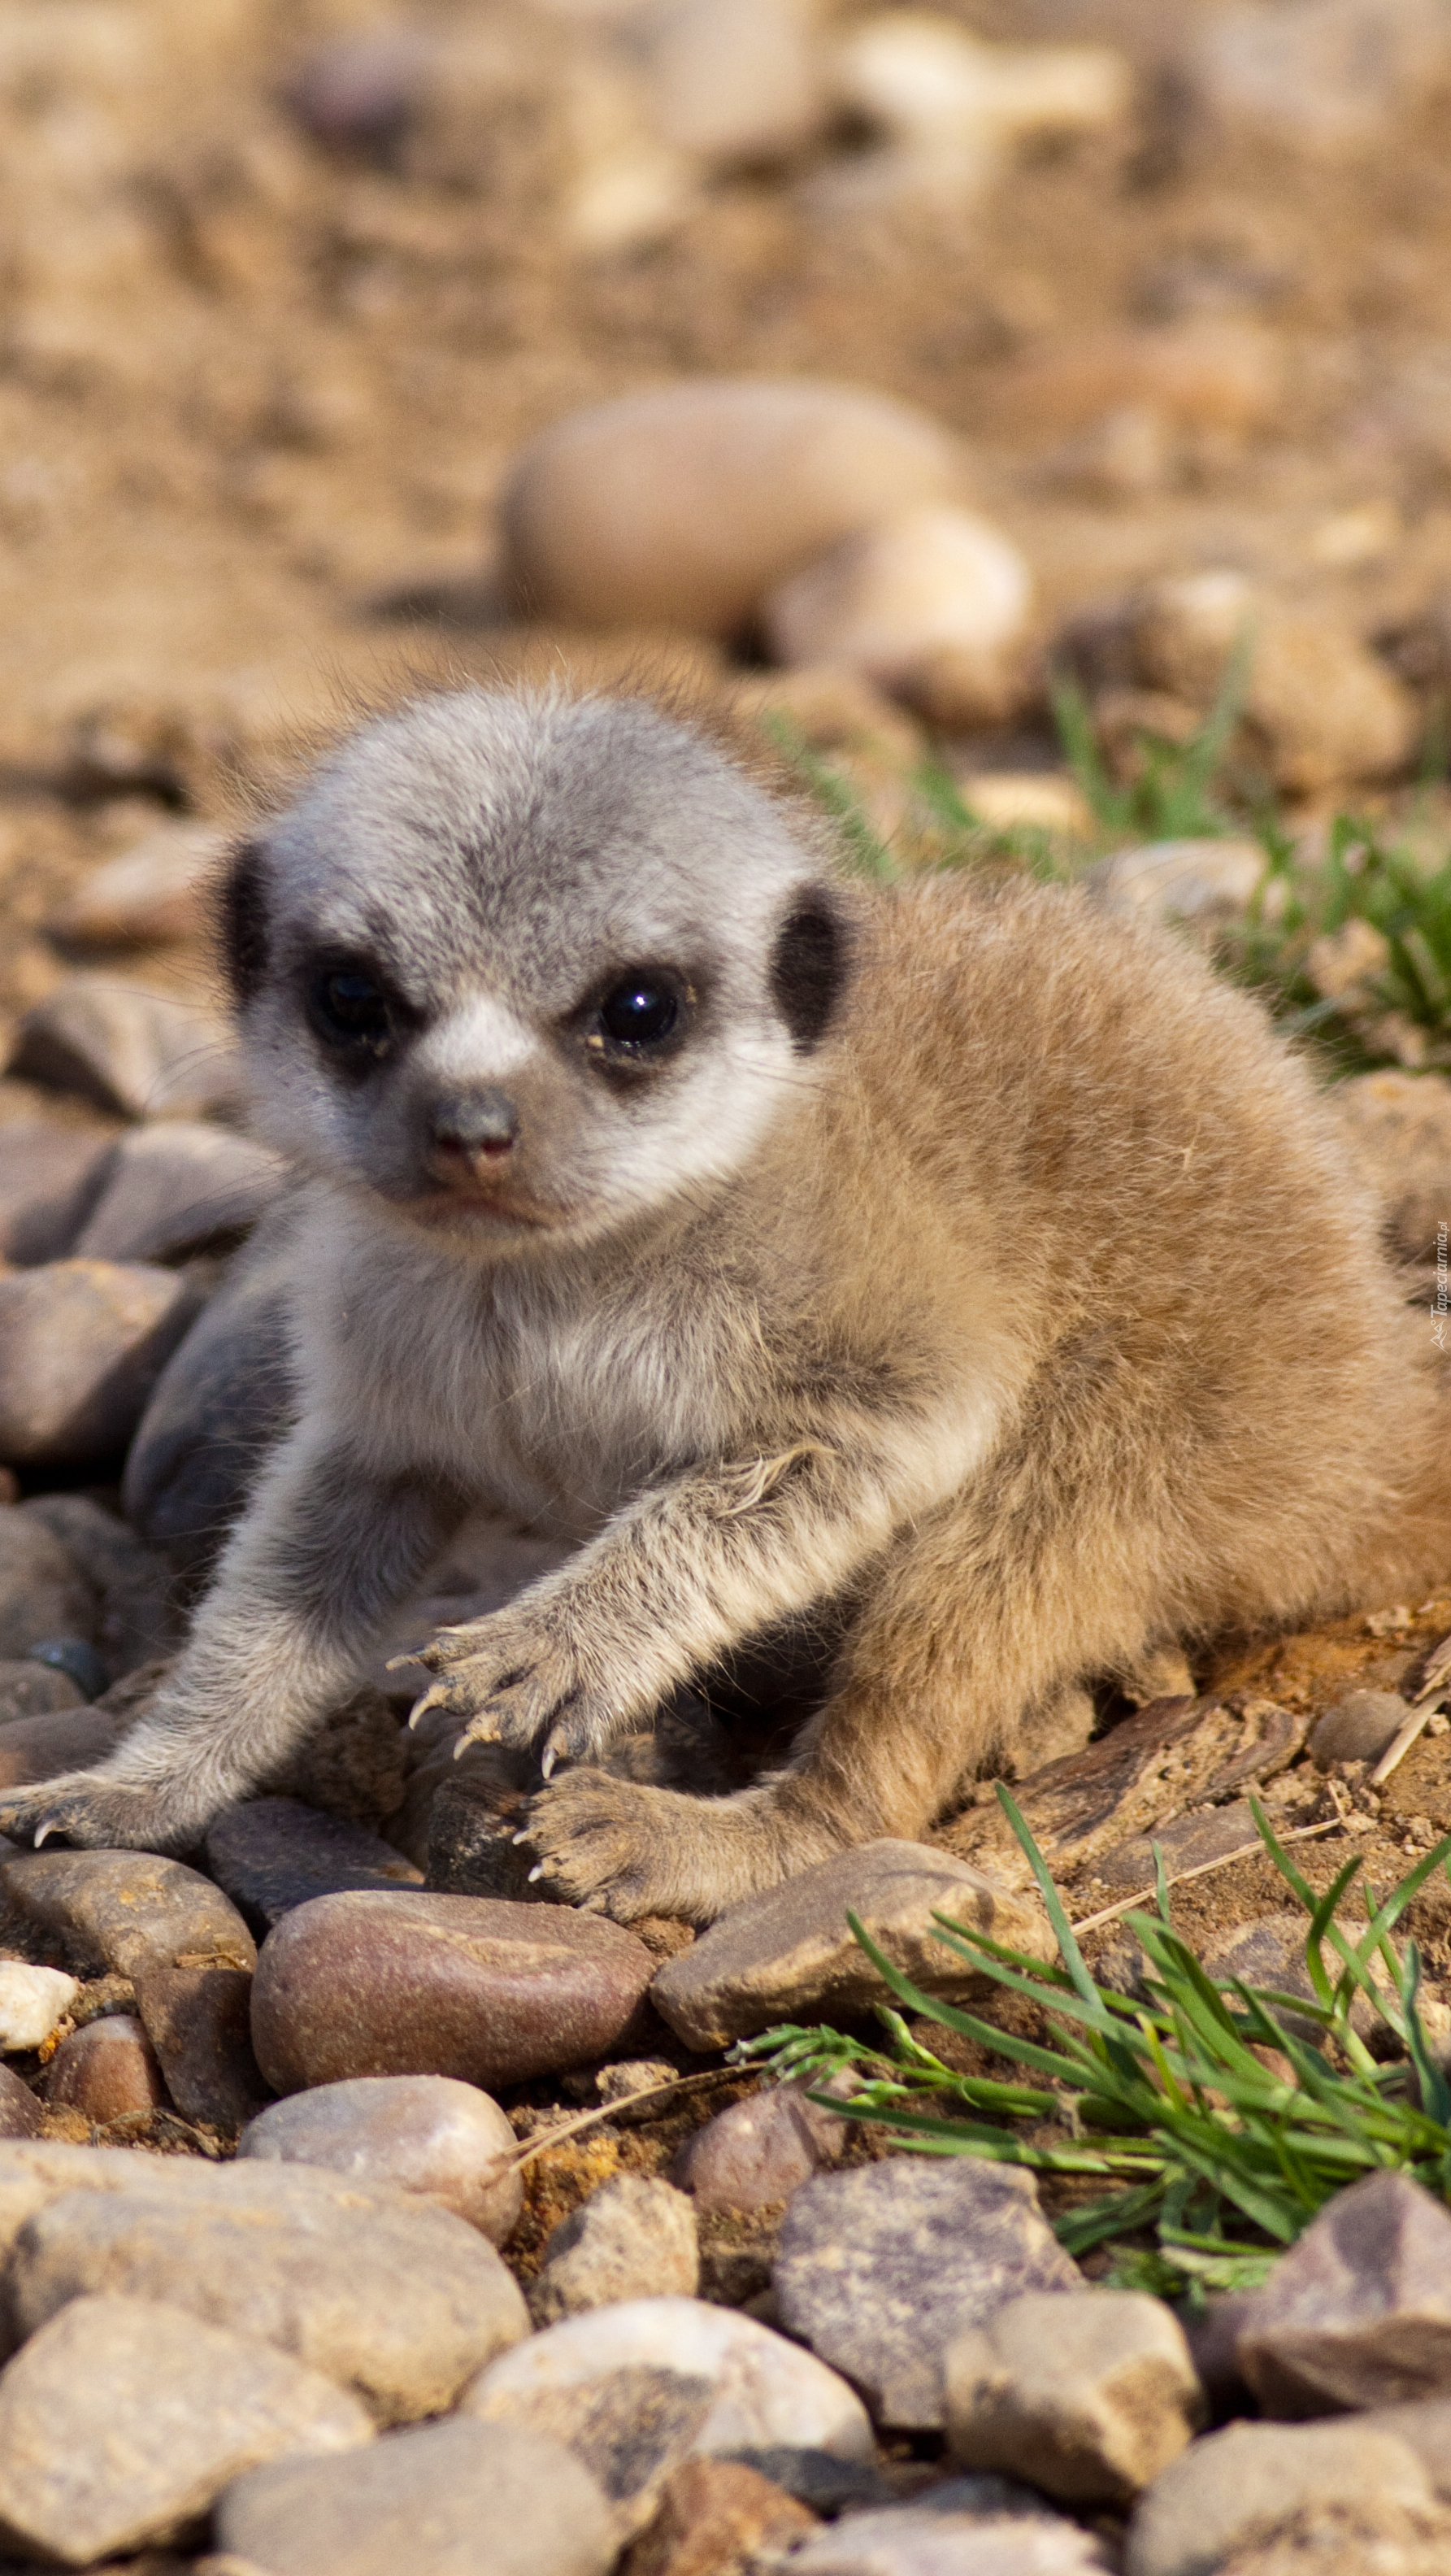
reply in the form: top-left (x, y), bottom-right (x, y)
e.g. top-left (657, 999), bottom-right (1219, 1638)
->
top-left (130, 1956), bottom-right (267, 2129)
top-left (945, 2289), bottom-right (1205, 2504)
top-left (0, 2064), bottom-right (44, 2138)
top-left (786, 2496), bottom-right (1110, 2576)
top-left (0, 1118), bottom-right (114, 1264)
top-left (0, 1699), bottom-right (134, 1789)
top-left (9, 976), bottom-right (243, 1122)
top-left (74, 1123), bottom-right (285, 1265)
top-left (46, 2014), bottom-right (167, 2126)
top-left (9, 2157), bottom-right (530, 2424)
top-left (0, 1847), bottom-right (255, 1979)
top-left (650, 1839), bottom-right (1053, 2052)
top-left (1309, 1690), bottom-right (1410, 1769)
top-left (762, 505), bottom-right (1032, 723)
top-left (463, 2362), bottom-right (715, 2534)
top-left (530, 2175), bottom-right (698, 2326)
top-left (215, 2417), bottom-right (616, 2576)
top-left (0, 1512), bottom-right (98, 1659)
top-left (237, 2075), bottom-right (523, 2245)
top-left (465, 2297), bottom-right (874, 2464)
top-left (1237, 2169), bottom-right (1451, 2415)
top-left (671, 2082), bottom-right (848, 2213)
top-left (1331, 1069), bottom-right (1451, 1266)
top-left (206, 1798), bottom-right (424, 1934)
top-left (0, 1260), bottom-right (205, 1468)
top-left (626, 2456), bottom-right (818, 2576)
top-left (46, 822), bottom-right (228, 950)
top-left (250, 1889), bottom-right (654, 2094)
top-left (498, 378), bottom-right (963, 636)
top-left (1093, 1800), bottom-right (1263, 1893)
top-left (0, 1662), bottom-right (85, 1721)
top-left (1123, 2418), bottom-right (1434, 2576)
top-left (0, 2293), bottom-right (371, 2566)
top-left (775, 2161), bottom-right (1084, 2430)
top-left (0, 1960), bottom-right (80, 2049)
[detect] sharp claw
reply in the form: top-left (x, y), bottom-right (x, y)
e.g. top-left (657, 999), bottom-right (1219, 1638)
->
top-left (541, 1743), bottom-right (557, 1782)
top-left (33, 1820), bottom-right (58, 1847)
top-left (527, 1862), bottom-right (545, 1882)
top-left (511, 1829), bottom-right (532, 1847)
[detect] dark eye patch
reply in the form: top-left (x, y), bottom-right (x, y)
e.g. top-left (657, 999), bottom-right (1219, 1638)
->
top-left (771, 890), bottom-right (849, 1052)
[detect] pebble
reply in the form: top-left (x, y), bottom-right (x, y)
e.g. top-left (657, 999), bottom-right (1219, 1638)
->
top-left (1309, 1689), bottom-right (1411, 1769)
top-left (73, 1123), bottom-right (285, 1266)
top-left (823, 15), bottom-right (1129, 212)
top-left (671, 2081), bottom-right (848, 2213)
top-left (215, 2417), bottom-right (616, 2576)
top-left (0, 2292), bottom-right (373, 2566)
top-left (0, 1960), bottom-right (80, 2051)
top-left (1329, 1069), bottom-right (1451, 1267)
top-left (0, 1699), bottom-right (132, 1791)
top-left (46, 2013), bottom-right (167, 2126)
top-left (237, 2075), bottom-right (523, 2246)
top-left (945, 2289), bottom-right (1205, 2504)
top-left (466, 2296), bottom-right (875, 2462)
top-left (774, 2160), bottom-right (1084, 2430)
top-left (250, 1889), bottom-right (655, 2095)
top-left (264, 1690), bottom-right (411, 1838)
top-left (10, 2158), bottom-right (531, 2424)
top-left (0, 1117), bottom-right (114, 1264)
top-left (133, 1956), bottom-right (266, 2130)
top-left (1093, 1799), bottom-right (1262, 1893)
top-left (498, 379), bottom-right (962, 636)
top-left (0, 2063), bottom-right (44, 2138)
top-left (206, 1799), bottom-right (424, 1935)
top-left (1081, 839), bottom-right (1269, 946)
top-left (0, 1509), bottom-right (99, 1659)
top-left (1236, 2169), bottom-right (1451, 2415)
top-left (531, 2175), bottom-right (699, 2326)
top-left (626, 2457), bottom-right (817, 2576)
top-left (289, 28), bottom-right (434, 159)
top-left (647, 0), bottom-right (826, 165)
top-left (0, 1660), bottom-right (85, 1721)
top-left (9, 976), bottom-right (244, 1123)
top-left (0, 1259), bottom-right (205, 1469)
top-left (1189, 0), bottom-right (1451, 159)
top-left (762, 506), bottom-right (1032, 724)
top-left (469, 2360), bottom-right (715, 2532)
top-left (23, 1633), bottom-right (108, 1699)
top-left (993, 321), bottom-right (1284, 442)
top-left (46, 820), bottom-right (228, 950)
top-left (22, 1490), bottom-right (180, 1674)
top-left (1123, 2417), bottom-right (1434, 2576)
top-left (651, 1838), bottom-right (1051, 2052)
top-left (787, 2494), bottom-right (1110, 2576)
top-left (120, 1209), bottom-right (298, 1577)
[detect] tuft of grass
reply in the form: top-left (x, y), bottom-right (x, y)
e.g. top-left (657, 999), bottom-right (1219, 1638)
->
top-left (734, 1789), bottom-right (1451, 2308)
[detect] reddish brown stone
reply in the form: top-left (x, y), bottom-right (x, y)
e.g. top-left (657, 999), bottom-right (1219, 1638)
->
top-left (46, 2013), bottom-right (167, 2126)
top-left (624, 2457), bottom-right (817, 2576)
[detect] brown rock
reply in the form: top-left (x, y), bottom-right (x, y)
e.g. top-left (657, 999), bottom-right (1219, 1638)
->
top-left (0, 1260), bottom-right (205, 1469)
top-left (0, 1512), bottom-right (99, 1660)
top-left (624, 2457), bottom-right (817, 2576)
top-left (0, 1118), bottom-right (114, 1264)
top-left (990, 320), bottom-right (1284, 438)
top-left (1093, 1799), bottom-right (1264, 1892)
top-left (131, 1959), bottom-right (265, 2130)
top-left (21, 1491), bottom-right (180, 1677)
top-left (9, 977), bottom-right (243, 1123)
top-left (46, 2014), bottom-right (167, 2126)
top-left (205, 1796), bottom-right (424, 1935)
top-left (0, 1661), bottom-right (85, 1721)
top-left (762, 506), bottom-right (1032, 721)
top-left (250, 1889), bottom-right (655, 2094)
top-left (237, 2074), bottom-right (523, 2245)
top-left (46, 822), bottom-right (228, 951)
top-left (1237, 2171), bottom-right (1451, 2416)
top-left (0, 2065), bottom-right (44, 2139)
top-left (1123, 2418), bottom-right (1434, 2576)
top-left (646, 0), bottom-right (827, 165)
top-left (0, 1847), bottom-right (255, 1979)
top-left (1330, 1071), bottom-right (1451, 1267)
top-left (671, 2082), bottom-right (847, 2213)
top-left (1309, 1689), bottom-right (1410, 1768)
top-left (73, 1123), bottom-right (285, 1265)
top-left (530, 2176), bottom-right (699, 2326)
top-left (945, 2289), bottom-right (1206, 2504)
top-left (0, 1699), bottom-right (134, 1789)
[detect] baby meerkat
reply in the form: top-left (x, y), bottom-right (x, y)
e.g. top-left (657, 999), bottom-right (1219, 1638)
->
top-left (2, 686), bottom-right (1445, 1918)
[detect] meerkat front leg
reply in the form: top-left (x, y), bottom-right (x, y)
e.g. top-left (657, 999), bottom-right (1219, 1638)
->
top-left (0, 1428), bottom-right (465, 1852)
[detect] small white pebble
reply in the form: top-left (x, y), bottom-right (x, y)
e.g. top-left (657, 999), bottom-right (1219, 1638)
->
top-left (1427, 1713), bottom-right (1449, 1738)
top-left (0, 1960), bottom-right (79, 2052)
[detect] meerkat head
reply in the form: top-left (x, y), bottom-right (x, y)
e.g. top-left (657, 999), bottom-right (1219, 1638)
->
top-left (219, 687), bottom-right (857, 1249)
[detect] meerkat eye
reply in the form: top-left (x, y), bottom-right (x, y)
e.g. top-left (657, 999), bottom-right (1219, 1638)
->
top-left (594, 972), bottom-right (685, 1053)
top-left (310, 967), bottom-right (393, 1055)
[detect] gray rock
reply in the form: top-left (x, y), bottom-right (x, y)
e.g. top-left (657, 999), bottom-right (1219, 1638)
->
top-left (9, 976), bottom-right (243, 1122)
top-left (0, 1512), bottom-right (98, 1658)
top-left (530, 2175), bottom-right (698, 2325)
top-left (1123, 2417), bottom-right (1434, 2576)
top-left (9, 2157), bottom-right (530, 2424)
top-left (0, 1699), bottom-right (135, 1791)
top-left (1310, 1689), bottom-right (1411, 1769)
top-left (1354, 2394), bottom-right (1451, 2496)
top-left (945, 2289), bottom-right (1205, 2504)
top-left (122, 1209), bottom-right (298, 1576)
top-left (671, 2082), bottom-right (848, 2213)
top-left (0, 2064), bottom-right (44, 2139)
top-left (250, 1890), bottom-right (655, 2095)
top-left (1093, 1800), bottom-right (1264, 1891)
top-left (0, 1661), bottom-right (85, 1722)
top-left (774, 2161), bottom-right (1084, 2430)
top-left (215, 2417), bottom-right (616, 2576)
top-left (0, 2292), bottom-right (373, 2566)
top-left (0, 1117), bottom-right (114, 1264)
top-left (719, 2448), bottom-right (893, 2513)
top-left (21, 1493), bottom-right (179, 1676)
top-left (0, 1259), bottom-right (206, 1468)
top-left (46, 2013), bottom-right (167, 2126)
top-left (1237, 2169), bottom-right (1451, 2414)
top-left (787, 2498), bottom-right (1110, 2576)
top-left (206, 1798), bottom-right (424, 1934)
top-left (1331, 1068), bottom-right (1451, 1266)
top-left (75, 1122), bottom-right (285, 1265)
top-left (237, 2075), bottom-right (523, 2245)
top-left (465, 2296), bottom-right (874, 2462)
top-left (470, 2365), bottom-right (715, 2532)
top-left (650, 1839), bottom-right (1053, 2052)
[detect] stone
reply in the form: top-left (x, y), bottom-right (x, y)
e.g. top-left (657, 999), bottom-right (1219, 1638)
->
top-left (716, 2450), bottom-right (892, 2513)
top-left (1123, 2418), bottom-right (1434, 2576)
top-left (206, 1799), bottom-right (424, 1934)
top-left (945, 2289), bottom-right (1205, 2504)
top-left (957, 775), bottom-right (1093, 837)
top-left (1331, 1072), bottom-right (1451, 1267)
top-left (498, 380), bottom-right (963, 637)
top-left (8, 977), bottom-right (244, 1123)
top-left (130, 1957), bottom-right (266, 2130)
top-left (73, 1123), bottom-right (285, 1265)
top-left (237, 2075), bottom-right (523, 2246)
top-left (646, 0), bottom-right (826, 166)
top-left (1189, 0), bottom-right (1451, 160)
top-left (0, 1260), bottom-right (205, 1469)
top-left (0, 1510), bottom-right (98, 1659)
top-left (0, 1960), bottom-right (80, 2050)
top-left (267, 1690), bottom-right (410, 1836)
top-left (1082, 840), bottom-right (1270, 946)
top-left (991, 322), bottom-right (1285, 442)
top-left (0, 1699), bottom-right (136, 1791)
top-left (0, 1117), bottom-right (114, 1263)
top-left (0, 1661), bottom-right (85, 1721)
top-left (0, 2064), bottom-right (44, 2138)
top-left (652, 1839), bottom-right (1051, 2052)
top-left (762, 507), bottom-right (1032, 726)
top-left (215, 2417), bottom-right (616, 2576)
top-left (1236, 2169), bottom-right (1451, 2415)
top-left (774, 2160), bottom-right (1084, 2430)
top-left (671, 2082), bottom-right (848, 2213)
top-left (1092, 1800), bottom-right (1263, 1893)
top-left (20, 1635), bottom-right (108, 1698)
top-left (1215, 2495), bottom-right (1451, 2573)
top-left (250, 1889), bottom-right (655, 2095)
top-left (823, 15), bottom-right (1129, 212)
top-left (1310, 1689), bottom-right (1411, 1768)
top-left (288, 28), bottom-right (434, 157)
top-left (483, 2364), bottom-right (716, 2536)
top-left (787, 2496), bottom-right (1109, 2576)
top-left (9, 2159), bottom-right (531, 2424)
top-left (0, 2293), bottom-right (373, 2567)
top-left (22, 1492), bottom-right (180, 1675)
top-left (1355, 2395), bottom-right (1451, 2496)
top-left (531, 2175), bottom-right (699, 2325)
top-left (46, 822), bottom-right (228, 950)
top-left (624, 2456), bottom-right (817, 2576)
top-left (46, 2014), bottom-right (167, 2126)
top-left (121, 1208), bottom-right (298, 1576)
top-left (466, 2297), bottom-right (874, 2463)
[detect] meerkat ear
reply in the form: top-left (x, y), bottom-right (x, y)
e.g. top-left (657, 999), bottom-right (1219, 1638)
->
top-left (770, 888), bottom-right (851, 1052)
top-left (219, 838), bottom-right (271, 1007)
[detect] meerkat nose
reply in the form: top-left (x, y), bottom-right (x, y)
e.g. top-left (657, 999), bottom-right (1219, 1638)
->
top-left (427, 1086), bottom-right (519, 1184)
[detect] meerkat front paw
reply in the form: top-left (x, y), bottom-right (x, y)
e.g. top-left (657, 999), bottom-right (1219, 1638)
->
top-left (408, 1599), bottom-right (651, 1775)
top-left (0, 1772), bottom-right (202, 1855)
top-left (519, 1771), bottom-right (694, 1917)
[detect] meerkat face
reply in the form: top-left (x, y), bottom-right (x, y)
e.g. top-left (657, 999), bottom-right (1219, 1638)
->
top-left (220, 688), bottom-right (855, 1250)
